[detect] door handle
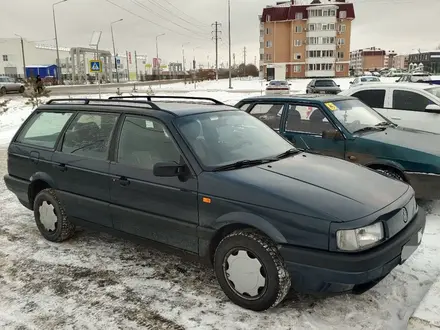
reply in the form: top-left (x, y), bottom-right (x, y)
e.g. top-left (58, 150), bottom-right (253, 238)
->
top-left (54, 164), bottom-right (67, 172)
top-left (118, 177), bottom-right (130, 186)
top-left (390, 117), bottom-right (401, 120)
top-left (348, 155), bottom-right (357, 161)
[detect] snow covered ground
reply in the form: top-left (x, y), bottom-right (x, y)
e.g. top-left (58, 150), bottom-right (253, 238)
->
top-left (0, 77), bottom-right (439, 329)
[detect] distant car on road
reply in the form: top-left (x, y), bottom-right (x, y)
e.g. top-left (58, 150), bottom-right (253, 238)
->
top-left (236, 94), bottom-right (440, 200)
top-left (0, 76), bottom-right (25, 95)
top-left (265, 80), bottom-right (291, 94)
top-left (349, 76), bottom-right (381, 88)
top-left (306, 79), bottom-right (341, 94)
top-left (4, 95), bottom-right (426, 311)
top-left (339, 83), bottom-right (440, 133)
top-left (396, 72), bottom-right (432, 83)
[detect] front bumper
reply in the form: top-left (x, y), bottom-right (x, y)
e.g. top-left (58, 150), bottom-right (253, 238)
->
top-left (279, 208), bottom-right (426, 294)
top-left (405, 172), bottom-right (440, 200)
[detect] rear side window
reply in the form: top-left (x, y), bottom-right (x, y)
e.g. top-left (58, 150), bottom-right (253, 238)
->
top-left (393, 90), bottom-right (432, 111)
top-left (61, 113), bottom-right (119, 159)
top-left (352, 89), bottom-right (385, 108)
top-left (16, 111), bottom-right (73, 149)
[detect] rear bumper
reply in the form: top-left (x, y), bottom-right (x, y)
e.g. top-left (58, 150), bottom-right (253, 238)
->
top-left (279, 208), bottom-right (426, 294)
top-left (3, 174), bottom-right (31, 209)
top-left (405, 172), bottom-right (440, 200)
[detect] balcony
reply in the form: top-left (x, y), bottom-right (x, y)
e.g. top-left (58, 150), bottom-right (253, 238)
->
top-left (306, 69), bottom-right (335, 77)
top-left (259, 36), bottom-right (264, 42)
top-left (306, 44), bottom-right (337, 51)
top-left (306, 30), bottom-right (336, 38)
top-left (306, 57), bottom-right (336, 64)
top-left (259, 48), bottom-right (264, 55)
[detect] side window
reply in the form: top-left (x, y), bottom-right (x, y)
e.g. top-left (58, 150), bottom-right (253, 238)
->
top-left (117, 116), bottom-right (181, 170)
top-left (16, 111), bottom-right (74, 149)
top-left (238, 103), bottom-right (252, 111)
top-left (393, 90), bottom-right (432, 111)
top-left (352, 89), bottom-right (385, 108)
top-left (61, 113), bottom-right (119, 159)
top-left (285, 104), bottom-right (334, 134)
top-left (248, 103), bottom-right (284, 129)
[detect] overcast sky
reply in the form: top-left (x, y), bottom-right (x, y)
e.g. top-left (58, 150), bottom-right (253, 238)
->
top-left (1, 0), bottom-right (439, 66)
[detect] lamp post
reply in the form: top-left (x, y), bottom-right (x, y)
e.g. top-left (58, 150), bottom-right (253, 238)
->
top-left (111, 18), bottom-right (123, 83)
top-left (193, 46), bottom-right (200, 89)
top-left (14, 34), bottom-right (26, 80)
top-left (182, 42), bottom-right (190, 83)
top-left (156, 33), bottom-right (165, 81)
top-left (53, 0), bottom-right (67, 85)
top-left (228, 0), bottom-right (232, 89)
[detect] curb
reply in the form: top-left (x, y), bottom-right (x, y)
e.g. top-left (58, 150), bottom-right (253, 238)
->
top-left (408, 278), bottom-right (440, 329)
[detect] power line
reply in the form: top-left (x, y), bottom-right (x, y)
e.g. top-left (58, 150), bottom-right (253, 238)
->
top-left (161, 0), bottom-right (210, 28)
top-left (103, 0), bottom-right (209, 40)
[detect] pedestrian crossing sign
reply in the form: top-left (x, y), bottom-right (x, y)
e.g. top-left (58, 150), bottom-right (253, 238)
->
top-left (89, 60), bottom-right (102, 73)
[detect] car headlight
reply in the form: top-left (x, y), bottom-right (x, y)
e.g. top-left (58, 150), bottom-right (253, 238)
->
top-left (336, 222), bottom-right (384, 251)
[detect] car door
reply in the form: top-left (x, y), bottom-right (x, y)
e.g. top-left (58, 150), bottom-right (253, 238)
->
top-left (51, 112), bottom-right (119, 228)
top-left (246, 102), bottom-right (287, 133)
top-left (389, 88), bottom-right (440, 133)
top-left (109, 115), bottom-right (199, 253)
top-left (281, 103), bottom-right (345, 158)
top-left (350, 88), bottom-right (388, 119)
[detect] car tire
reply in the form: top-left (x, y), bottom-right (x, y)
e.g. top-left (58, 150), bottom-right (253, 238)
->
top-left (375, 168), bottom-right (405, 182)
top-left (214, 229), bottom-right (291, 311)
top-left (33, 188), bottom-right (76, 242)
top-left (0, 87), bottom-right (6, 95)
top-left (19, 86), bottom-right (25, 93)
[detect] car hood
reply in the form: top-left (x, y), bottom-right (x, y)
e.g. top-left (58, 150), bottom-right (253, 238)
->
top-left (199, 153), bottom-right (409, 222)
top-left (359, 126), bottom-right (440, 156)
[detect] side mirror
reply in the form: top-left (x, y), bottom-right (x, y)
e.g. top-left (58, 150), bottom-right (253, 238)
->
top-left (322, 129), bottom-right (343, 140)
top-left (288, 83), bottom-right (292, 86)
top-left (349, 81), bottom-right (353, 84)
top-left (337, 84), bottom-right (340, 87)
top-left (395, 79), bottom-right (400, 82)
top-left (153, 162), bottom-right (185, 177)
top-left (425, 104), bottom-right (440, 113)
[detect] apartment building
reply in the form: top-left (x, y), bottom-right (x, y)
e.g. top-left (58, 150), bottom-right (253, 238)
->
top-left (393, 55), bottom-right (409, 70)
top-left (349, 47), bottom-right (397, 73)
top-left (259, 0), bottom-right (355, 79)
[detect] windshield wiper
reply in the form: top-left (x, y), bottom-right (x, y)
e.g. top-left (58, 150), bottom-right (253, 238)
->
top-left (375, 121), bottom-right (397, 128)
top-left (274, 148), bottom-right (301, 159)
top-left (212, 158), bottom-right (276, 172)
top-left (352, 126), bottom-right (386, 134)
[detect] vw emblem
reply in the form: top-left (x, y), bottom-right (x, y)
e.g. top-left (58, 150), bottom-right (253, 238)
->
top-left (402, 208), bottom-right (408, 223)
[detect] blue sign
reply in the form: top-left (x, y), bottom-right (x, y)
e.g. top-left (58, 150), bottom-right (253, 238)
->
top-left (89, 60), bottom-right (102, 73)
top-left (116, 58), bottom-right (121, 65)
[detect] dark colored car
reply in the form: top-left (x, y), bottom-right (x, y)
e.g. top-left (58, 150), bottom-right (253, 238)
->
top-left (306, 79), bottom-right (342, 94)
top-left (236, 94), bottom-right (440, 200)
top-left (4, 95), bottom-right (425, 311)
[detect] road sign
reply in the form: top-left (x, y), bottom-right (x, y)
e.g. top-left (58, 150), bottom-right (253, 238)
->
top-left (116, 58), bottom-right (121, 65)
top-left (89, 60), bottom-right (102, 73)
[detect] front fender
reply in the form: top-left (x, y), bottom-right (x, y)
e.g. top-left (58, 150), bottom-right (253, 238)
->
top-left (213, 211), bottom-right (287, 244)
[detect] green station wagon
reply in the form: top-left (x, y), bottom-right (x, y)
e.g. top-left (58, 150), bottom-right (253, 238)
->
top-left (236, 95), bottom-right (440, 200)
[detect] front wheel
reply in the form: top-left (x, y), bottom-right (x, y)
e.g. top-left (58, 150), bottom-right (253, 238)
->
top-left (214, 229), bottom-right (291, 311)
top-left (375, 168), bottom-right (405, 182)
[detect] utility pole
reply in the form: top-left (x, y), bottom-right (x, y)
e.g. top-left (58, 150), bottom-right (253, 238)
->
top-left (211, 21), bottom-right (222, 81)
top-left (156, 33), bottom-right (165, 83)
top-left (233, 53), bottom-right (236, 68)
top-left (134, 51), bottom-right (139, 81)
top-left (243, 46), bottom-right (247, 77)
top-left (53, 0), bottom-right (67, 85)
top-left (15, 34), bottom-right (26, 79)
top-left (228, 0), bottom-right (232, 89)
top-left (182, 42), bottom-right (190, 84)
top-left (126, 51), bottom-right (130, 81)
top-left (111, 19), bottom-right (123, 83)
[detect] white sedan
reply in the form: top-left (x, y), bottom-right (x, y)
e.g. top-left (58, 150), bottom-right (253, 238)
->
top-left (349, 76), bottom-right (381, 88)
top-left (339, 82), bottom-right (440, 133)
top-left (265, 80), bottom-right (291, 95)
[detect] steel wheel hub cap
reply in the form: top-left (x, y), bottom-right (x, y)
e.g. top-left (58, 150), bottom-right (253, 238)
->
top-left (225, 250), bottom-right (266, 298)
top-left (39, 201), bottom-right (57, 231)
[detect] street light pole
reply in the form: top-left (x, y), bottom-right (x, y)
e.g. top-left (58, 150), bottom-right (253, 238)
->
top-left (156, 33), bottom-right (165, 82)
top-left (111, 19), bottom-right (123, 83)
top-left (228, 0), bottom-right (232, 89)
top-left (15, 34), bottom-right (26, 80)
top-left (182, 42), bottom-right (190, 83)
top-left (53, 0), bottom-right (67, 85)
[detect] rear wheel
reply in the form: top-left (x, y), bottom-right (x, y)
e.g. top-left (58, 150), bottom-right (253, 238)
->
top-left (214, 229), bottom-right (291, 311)
top-left (0, 87), bottom-right (6, 95)
top-left (19, 86), bottom-right (25, 93)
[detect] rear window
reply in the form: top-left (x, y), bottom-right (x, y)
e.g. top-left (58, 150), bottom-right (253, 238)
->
top-left (315, 80), bottom-right (336, 87)
top-left (16, 111), bottom-right (73, 148)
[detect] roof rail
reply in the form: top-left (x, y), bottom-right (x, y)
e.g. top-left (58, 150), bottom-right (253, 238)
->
top-left (108, 95), bottom-right (225, 105)
top-left (45, 98), bottom-right (161, 110)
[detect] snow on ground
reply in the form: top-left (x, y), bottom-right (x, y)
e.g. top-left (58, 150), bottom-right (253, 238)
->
top-left (0, 77), bottom-right (439, 329)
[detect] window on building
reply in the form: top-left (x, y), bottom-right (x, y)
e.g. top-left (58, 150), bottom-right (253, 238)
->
top-left (248, 103), bottom-right (284, 130)
top-left (266, 40), bottom-right (272, 48)
top-left (330, 9), bottom-right (336, 16)
top-left (294, 40), bottom-right (302, 46)
top-left (339, 10), bottom-right (347, 19)
top-left (337, 51), bottom-right (344, 59)
top-left (61, 113), bottom-right (119, 160)
top-left (295, 53), bottom-right (301, 60)
top-left (392, 90), bottom-right (433, 111)
top-left (265, 54), bottom-right (272, 61)
top-left (338, 24), bottom-right (346, 32)
top-left (260, 42), bottom-right (264, 48)
top-left (266, 15), bottom-right (271, 22)
top-left (294, 65), bottom-right (301, 73)
top-left (117, 116), bottom-right (181, 169)
top-left (338, 38), bottom-right (345, 45)
top-left (295, 26), bottom-right (302, 33)
top-left (16, 111), bottom-right (74, 149)
top-left (308, 63), bottom-right (334, 71)
top-left (336, 64), bottom-right (343, 72)
top-left (265, 27), bottom-right (271, 35)
top-left (2, 55), bottom-right (8, 62)
top-left (260, 54), bottom-right (264, 61)
top-left (352, 90), bottom-right (386, 108)
top-left (295, 12), bottom-right (303, 20)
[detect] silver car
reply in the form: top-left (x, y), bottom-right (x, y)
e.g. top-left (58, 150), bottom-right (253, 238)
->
top-left (0, 76), bottom-right (25, 95)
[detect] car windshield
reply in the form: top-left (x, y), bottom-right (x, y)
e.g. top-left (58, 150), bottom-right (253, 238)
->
top-left (175, 110), bottom-right (295, 168)
top-left (315, 80), bottom-right (336, 87)
top-left (426, 87), bottom-right (440, 99)
top-left (324, 99), bottom-right (386, 134)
